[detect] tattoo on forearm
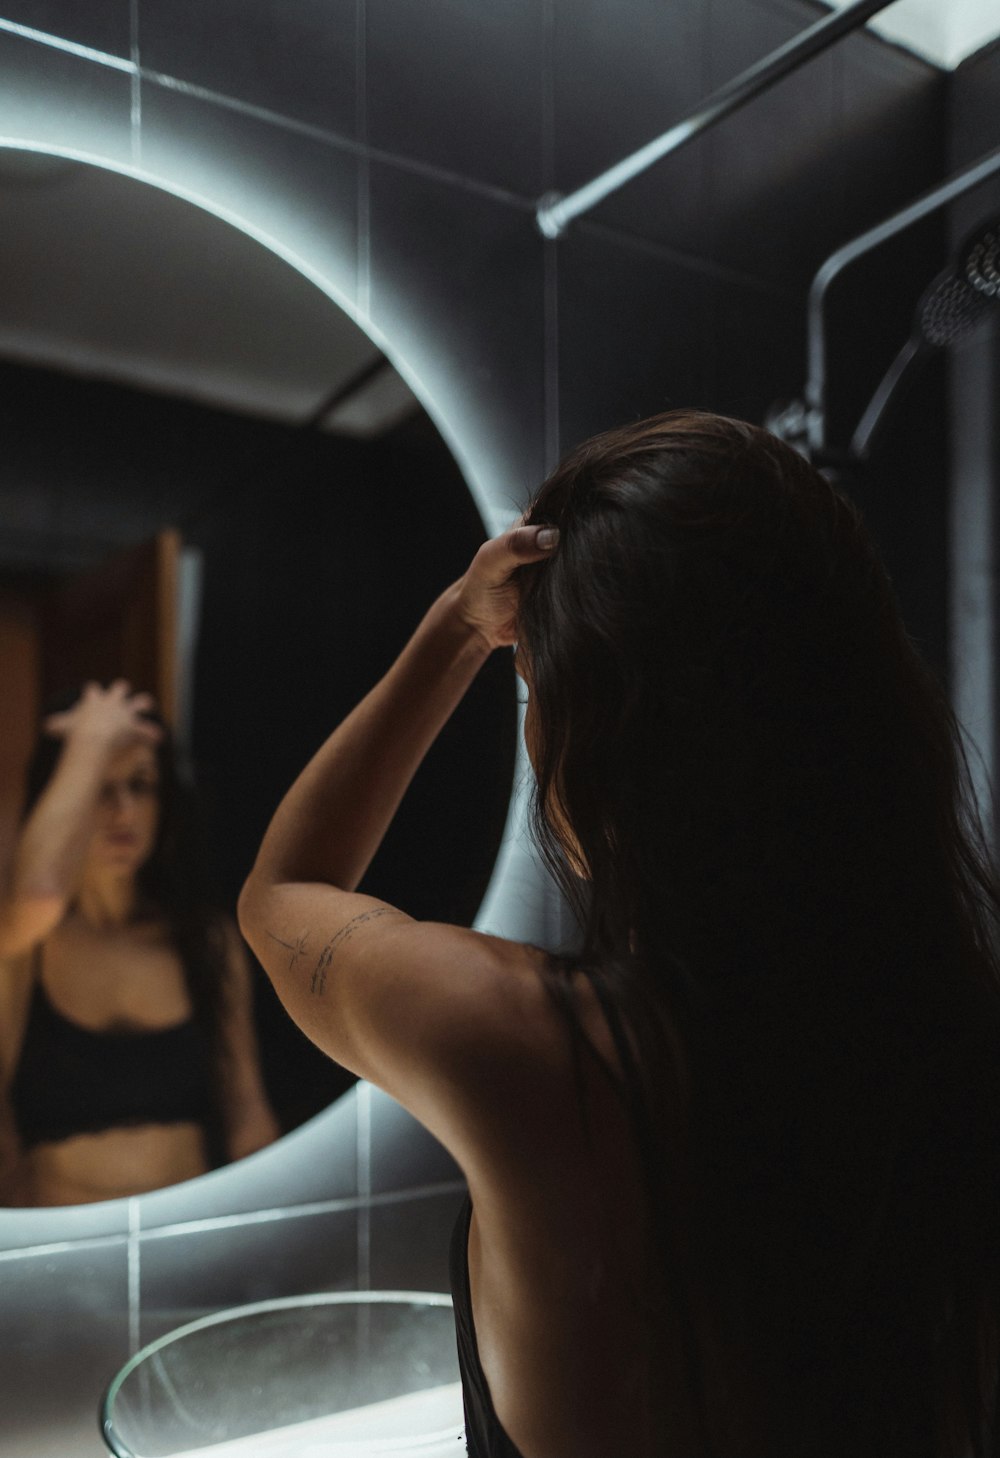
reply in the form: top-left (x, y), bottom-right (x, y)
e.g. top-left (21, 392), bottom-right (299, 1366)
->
top-left (266, 930), bottom-right (309, 971)
top-left (310, 907), bottom-right (397, 996)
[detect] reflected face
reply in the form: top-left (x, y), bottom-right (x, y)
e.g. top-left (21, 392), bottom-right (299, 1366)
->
top-left (85, 742), bottom-right (161, 876)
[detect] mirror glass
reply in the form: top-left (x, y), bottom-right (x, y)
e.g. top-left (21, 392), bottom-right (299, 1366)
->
top-left (0, 149), bottom-right (516, 1207)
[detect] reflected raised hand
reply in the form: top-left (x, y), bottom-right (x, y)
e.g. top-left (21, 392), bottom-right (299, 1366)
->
top-left (42, 680), bottom-right (162, 756)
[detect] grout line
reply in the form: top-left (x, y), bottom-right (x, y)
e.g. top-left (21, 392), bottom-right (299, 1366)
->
top-left (541, 0), bottom-right (556, 195)
top-left (544, 235), bottom-right (560, 473)
top-left (356, 1081), bottom-right (372, 1290)
top-left (0, 1232), bottom-right (129, 1263)
top-left (127, 1197), bottom-right (141, 1355)
top-left (141, 67), bottom-right (534, 211)
top-left (0, 1181), bottom-right (467, 1262)
top-left (0, 16), bottom-right (134, 71)
top-left (141, 67), bottom-right (362, 148)
top-left (577, 217), bottom-right (799, 301)
top-left (356, 0), bottom-right (371, 318)
top-left (135, 1180), bottom-right (467, 1243)
top-left (129, 0), bottom-right (141, 166)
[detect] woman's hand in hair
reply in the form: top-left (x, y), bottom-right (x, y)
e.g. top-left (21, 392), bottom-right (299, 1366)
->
top-left (42, 681), bottom-right (162, 757)
top-left (454, 523), bottom-right (559, 651)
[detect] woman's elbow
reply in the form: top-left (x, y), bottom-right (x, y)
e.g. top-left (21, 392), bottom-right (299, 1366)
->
top-left (236, 873), bottom-right (265, 952)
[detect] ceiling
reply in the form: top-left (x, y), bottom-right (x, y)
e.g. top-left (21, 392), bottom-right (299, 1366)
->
top-left (0, 149), bottom-right (417, 436)
top-left (824, 0), bottom-right (1000, 70)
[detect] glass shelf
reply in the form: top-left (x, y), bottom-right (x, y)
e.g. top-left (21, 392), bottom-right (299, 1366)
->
top-left (100, 1291), bottom-right (464, 1457)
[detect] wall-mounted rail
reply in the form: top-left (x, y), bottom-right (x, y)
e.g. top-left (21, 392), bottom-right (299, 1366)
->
top-left (535, 0), bottom-right (900, 240)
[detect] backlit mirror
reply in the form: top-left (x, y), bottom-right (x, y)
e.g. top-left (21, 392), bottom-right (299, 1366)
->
top-left (0, 150), bottom-right (516, 1206)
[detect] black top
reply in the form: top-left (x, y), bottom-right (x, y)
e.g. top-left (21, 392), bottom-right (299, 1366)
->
top-left (450, 1193), bottom-right (526, 1458)
top-left (8, 960), bottom-right (214, 1150)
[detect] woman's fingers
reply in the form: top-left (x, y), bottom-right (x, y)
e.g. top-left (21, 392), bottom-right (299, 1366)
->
top-left (480, 523), bottom-right (559, 578)
top-left (42, 711), bottom-right (72, 737)
top-left (43, 684), bottom-right (161, 744)
top-left (456, 522), bottom-right (558, 650)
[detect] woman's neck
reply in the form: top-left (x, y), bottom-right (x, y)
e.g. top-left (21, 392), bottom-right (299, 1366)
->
top-left (75, 873), bottom-right (139, 930)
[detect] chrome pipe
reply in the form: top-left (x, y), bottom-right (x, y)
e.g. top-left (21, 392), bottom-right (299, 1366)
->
top-left (805, 145), bottom-right (1000, 455)
top-left (536, 0), bottom-right (901, 240)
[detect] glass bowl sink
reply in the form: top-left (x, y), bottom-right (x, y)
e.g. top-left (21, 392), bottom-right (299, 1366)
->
top-left (100, 1291), bottom-right (464, 1457)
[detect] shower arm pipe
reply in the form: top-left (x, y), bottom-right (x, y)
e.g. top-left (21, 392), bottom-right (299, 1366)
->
top-left (535, 0), bottom-right (900, 240)
top-left (805, 144), bottom-right (1000, 454)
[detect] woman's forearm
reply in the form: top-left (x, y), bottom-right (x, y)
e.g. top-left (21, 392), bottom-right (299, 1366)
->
top-left (8, 736), bottom-right (110, 901)
top-left (0, 736), bottom-right (109, 955)
top-left (246, 582), bottom-right (493, 895)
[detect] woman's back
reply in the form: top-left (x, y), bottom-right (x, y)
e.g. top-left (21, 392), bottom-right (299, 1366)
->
top-left (453, 963), bottom-right (672, 1458)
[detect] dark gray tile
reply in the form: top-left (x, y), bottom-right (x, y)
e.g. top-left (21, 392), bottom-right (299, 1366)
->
top-left (366, 0), bottom-right (546, 196)
top-left (0, 1197), bottom-right (130, 1252)
top-left (140, 82), bottom-right (359, 312)
top-left (834, 28), bottom-right (947, 243)
top-left (136, 1094), bottom-right (360, 1231)
top-left (0, 1240), bottom-right (129, 1458)
top-left (702, 0), bottom-right (841, 288)
top-left (0, 29), bottom-right (132, 163)
top-left (138, 1205), bottom-right (358, 1344)
top-left (368, 1086), bottom-right (461, 1196)
top-left (368, 161), bottom-right (546, 522)
top-left (0, 0), bottom-right (130, 58)
top-left (556, 224), bottom-right (711, 456)
top-left (705, 275), bottom-right (805, 426)
top-left (951, 38), bottom-right (1000, 167)
top-left (138, 0), bottom-right (357, 138)
top-left (369, 1187), bottom-right (467, 1294)
top-left (552, 0), bottom-right (707, 255)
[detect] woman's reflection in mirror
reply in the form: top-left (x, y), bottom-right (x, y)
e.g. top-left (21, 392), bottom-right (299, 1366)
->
top-left (0, 681), bottom-right (278, 1206)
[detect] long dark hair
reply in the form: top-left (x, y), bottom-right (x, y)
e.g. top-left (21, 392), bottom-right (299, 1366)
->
top-left (516, 410), bottom-right (1000, 1457)
top-left (24, 701), bottom-right (230, 1163)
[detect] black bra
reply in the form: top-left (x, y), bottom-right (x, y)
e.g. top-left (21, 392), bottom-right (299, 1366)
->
top-left (8, 951), bottom-right (214, 1151)
top-left (449, 1194), bottom-right (526, 1458)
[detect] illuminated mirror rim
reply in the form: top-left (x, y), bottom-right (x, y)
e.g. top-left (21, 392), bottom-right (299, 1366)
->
top-left (0, 137), bottom-right (518, 1233)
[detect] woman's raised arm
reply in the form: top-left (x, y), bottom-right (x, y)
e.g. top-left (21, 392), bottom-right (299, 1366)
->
top-left (0, 681), bottom-right (160, 959)
top-left (237, 525), bottom-right (558, 1138)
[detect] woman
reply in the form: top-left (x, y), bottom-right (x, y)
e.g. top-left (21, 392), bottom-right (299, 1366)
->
top-left (239, 411), bottom-right (1000, 1458)
top-left (0, 680), bottom-right (278, 1206)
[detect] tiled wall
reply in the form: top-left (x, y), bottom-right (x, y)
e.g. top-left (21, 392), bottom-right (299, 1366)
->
top-left (0, 3), bottom-right (958, 1453)
top-left (0, 1086), bottom-right (464, 1456)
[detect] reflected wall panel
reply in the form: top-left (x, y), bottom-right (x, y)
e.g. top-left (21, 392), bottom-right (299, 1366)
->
top-left (0, 1240), bottom-right (129, 1458)
top-left (367, 160), bottom-right (546, 524)
top-left (138, 83), bottom-right (361, 312)
top-left (138, 0), bottom-right (358, 138)
top-left (0, 29), bottom-right (132, 162)
top-left (552, 0), bottom-right (707, 254)
top-left (556, 222), bottom-right (712, 454)
top-left (366, 0), bottom-right (548, 197)
top-left (137, 1205), bottom-right (359, 1347)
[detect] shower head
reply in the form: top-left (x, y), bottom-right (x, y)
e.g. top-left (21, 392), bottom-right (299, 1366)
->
top-left (917, 267), bottom-right (996, 347)
top-left (917, 217), bottom-right (1000, 347)
top-left (965, 217), bottom-right (1000, 299)
top-left (769, 215), bottom-right (1000, 466)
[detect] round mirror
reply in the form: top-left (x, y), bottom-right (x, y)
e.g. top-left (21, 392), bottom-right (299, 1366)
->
top-left (0, 150), bottom-right (516, 1206)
